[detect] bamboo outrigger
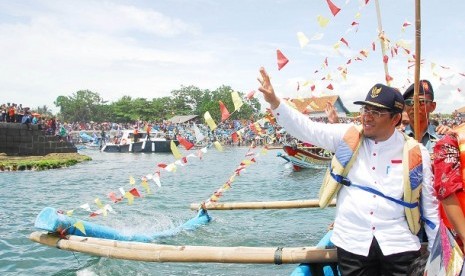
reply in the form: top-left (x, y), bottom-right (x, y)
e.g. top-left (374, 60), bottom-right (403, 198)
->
top-left (190, 199), bottom-right (336, 211)
top-left (29, 231), bottom-right (337, 264)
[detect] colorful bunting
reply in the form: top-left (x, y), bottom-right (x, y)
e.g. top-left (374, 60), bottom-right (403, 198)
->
top-left (177, 135), bottom-right (194, 150)
top-left (276, 49), bottom-right (289, 70)
top-left (170, 140), bottom-right (182, 159)
top-left (231, 91), bottom-right (243, 111)
top-left (193, 123), bottom-right (206, 142)
top-left (203, 111), bottom-right (217, 131)
top-left (129, 188), bottom-right (141, 198)
top-left (213, 141), bottom-right (223, 152)
top-left (317, 15), bottom-right (330, 28)
top-left (326, 0), bottom-right (341, 16)
top-left (219, 100), bottom-right (231, 122)
top-left (297, 32), bottom-right (310, 48)
top-left (73, 221), bottom-right (86, 235)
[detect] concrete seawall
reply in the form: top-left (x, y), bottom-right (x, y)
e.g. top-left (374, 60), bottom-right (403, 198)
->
top-left (0, 123), bottom-right (77, 156)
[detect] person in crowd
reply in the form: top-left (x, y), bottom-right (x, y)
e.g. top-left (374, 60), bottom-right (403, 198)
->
top-left (257, 67), bottom-right (438, 275)
top-left (21, 110), bottom-right (32, 130)
top-left (133, 127), bottom-right (139, 142)
top-left (433, 128), bottom-right (465, 250)
top-left (7, 104), bottom-right (15, 122)
top-left (403, 80), bottom-right (450, 152)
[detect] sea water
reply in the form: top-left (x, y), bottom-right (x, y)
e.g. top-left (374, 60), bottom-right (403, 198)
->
top-left (0, 146), bottom-right (334, 276)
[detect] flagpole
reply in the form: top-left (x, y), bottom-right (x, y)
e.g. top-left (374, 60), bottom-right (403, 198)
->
top-left (413, 0), bottom-right (421, 141)
top-left (374, 0), bottom-right (391, 86)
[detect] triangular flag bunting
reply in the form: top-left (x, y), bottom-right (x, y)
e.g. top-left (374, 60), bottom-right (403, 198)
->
top-left (231, 91), bottom-right (243, 111)
top-left (213, 141), bottom-right (223, 152)
top-left (219, 100), bottom-right (231, 122)
top-left (204, 111), bottom-right (217, 131)
top-left (297, 32), bottom-right (309, 48)
top-left (277, 49), bottom-right (289, 70)
top-left (171, 140), bottom-right (182, 159)
top-left (177, 135), bottom-right (194, 150)
top-left (73, 221), bottom-right (86, 235)
top-left (326, 0), bottom-right (341, 16)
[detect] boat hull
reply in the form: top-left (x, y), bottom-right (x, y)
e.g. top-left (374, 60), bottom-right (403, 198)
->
top-left (282, 145), bottom-right (332, 171)
top-left (102, 140), bottom-right (179, 153)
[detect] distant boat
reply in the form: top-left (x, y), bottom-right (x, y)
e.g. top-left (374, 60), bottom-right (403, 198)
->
top-left (101, 130), bottom-right (179, 153)
top-left (280, 144), bottom-right (332, 171)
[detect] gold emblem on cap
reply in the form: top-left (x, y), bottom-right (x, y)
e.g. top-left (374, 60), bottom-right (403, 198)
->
top-left (371, 86), bottom-right (382, 98)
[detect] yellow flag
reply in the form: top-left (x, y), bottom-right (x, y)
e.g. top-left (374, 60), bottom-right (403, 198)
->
top-left (171, 140), bottom-right (182, 159)
top-left (141, 179), bottom-right (151, 194)
top-left (231, 91), bottom-right (243, 111)
top-left (242, 160), bottom-right (252, 165)
top-left (204, 111), bottom-right (217, 131)
top-left (297, 32), bottom-right (309, 48)
top-left (74, 221), bottom-right (86, 235)
top-left (317, 15), bottom-right (329, 28)
top-left (94, 198), bottom-right (104, 209)
top-left (213, 141), bottom-right (223, 152)
top-left (66, 210), bottom-right (74, 216)
top-left (129, 176), bottom-right (136, 185)
top-left (124, 192), bottom-right (134, 205)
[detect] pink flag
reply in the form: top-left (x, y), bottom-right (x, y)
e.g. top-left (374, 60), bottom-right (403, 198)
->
top-left (326, 0), bottom-right (341, 16)
top-left (277, 49), bottom-right (289, 70)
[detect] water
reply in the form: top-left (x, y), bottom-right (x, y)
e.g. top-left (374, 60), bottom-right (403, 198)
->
top-left (0, 146), bottom-right (334, 276)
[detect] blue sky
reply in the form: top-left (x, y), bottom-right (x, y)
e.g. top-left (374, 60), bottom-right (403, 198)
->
top-left (1, 0), bottom-right (464, 114)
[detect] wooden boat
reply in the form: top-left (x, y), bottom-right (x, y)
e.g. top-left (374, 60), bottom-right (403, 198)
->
top-left (30, 206), bottom-right (338, 271)
top-left (281, 145), bottom-right (332, 171)
top-left (101, 130), bottom-right (179, 153)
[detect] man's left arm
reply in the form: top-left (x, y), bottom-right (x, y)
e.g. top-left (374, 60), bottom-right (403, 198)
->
top-left (420, 146), bottom-right (440, 251)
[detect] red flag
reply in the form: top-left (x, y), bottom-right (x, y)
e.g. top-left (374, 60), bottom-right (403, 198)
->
top-left (326, 84), bottom-right (334, 90)
top-left (277, 49), bottom-right (289, 70)
top-left (218, 100), bottom-right (230, 122)
top-left (129, 188), bottom-right (141, 197)
top-left (232, 132), bottom-right (238, 143)
top-left (372, 42), bottom-right (376, 51)
top-left (245, 90), bottom-right (256, 99)
top-left (340, 37), bottom-right (349, 47)
top-left (177, 135), bottom-right (194, 150)
top-left (157, 163), bottom-right (168, 168)
top-left (310, 84), bottom-right (316, 91)
top-left (326, 0), bottom-right (341, 16)
top-left (383, 55), bottom-right (389, 64)
top-left (385, 74), bottom-right (393, 82)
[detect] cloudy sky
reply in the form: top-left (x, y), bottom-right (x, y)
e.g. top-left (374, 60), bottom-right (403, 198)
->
top-left (1, 0), bottom-right (464, 114)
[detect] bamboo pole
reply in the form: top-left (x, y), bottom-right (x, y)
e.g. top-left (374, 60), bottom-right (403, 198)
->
top-left (29, 231), bottom-right (337, 264)
top-left (190, 199), bottom-right (336, 211)
top-left (374, 0), bottom-right (391, 86)
top-left (413, 0), bottom-right (422, 141)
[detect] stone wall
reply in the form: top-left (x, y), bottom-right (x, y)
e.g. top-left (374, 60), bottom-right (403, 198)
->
top-left (0, 123), bottom-right (77, 156)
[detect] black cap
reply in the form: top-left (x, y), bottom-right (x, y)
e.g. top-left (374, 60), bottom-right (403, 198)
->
top-left (403, 80), bottom-right (434, 100)
top-left (354, 83), bottom-right (404, 113)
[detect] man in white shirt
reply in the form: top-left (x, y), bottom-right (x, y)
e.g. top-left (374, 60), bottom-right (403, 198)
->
top-left (257, 67), bottom-right (438, 275)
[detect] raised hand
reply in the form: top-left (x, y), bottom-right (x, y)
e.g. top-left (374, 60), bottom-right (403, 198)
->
top-left (257, 67), bottom-right (280, 110)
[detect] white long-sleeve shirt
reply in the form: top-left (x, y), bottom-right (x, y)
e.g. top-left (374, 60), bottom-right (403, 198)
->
top-left (273, 102), bottom-right (439, 256)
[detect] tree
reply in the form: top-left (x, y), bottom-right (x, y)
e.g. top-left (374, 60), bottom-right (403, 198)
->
top-left (54, 90), bottom-right (105, 122)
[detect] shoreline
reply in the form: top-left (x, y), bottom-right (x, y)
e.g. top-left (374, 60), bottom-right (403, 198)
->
top-left (0, 152), bottom-right (91, 171)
